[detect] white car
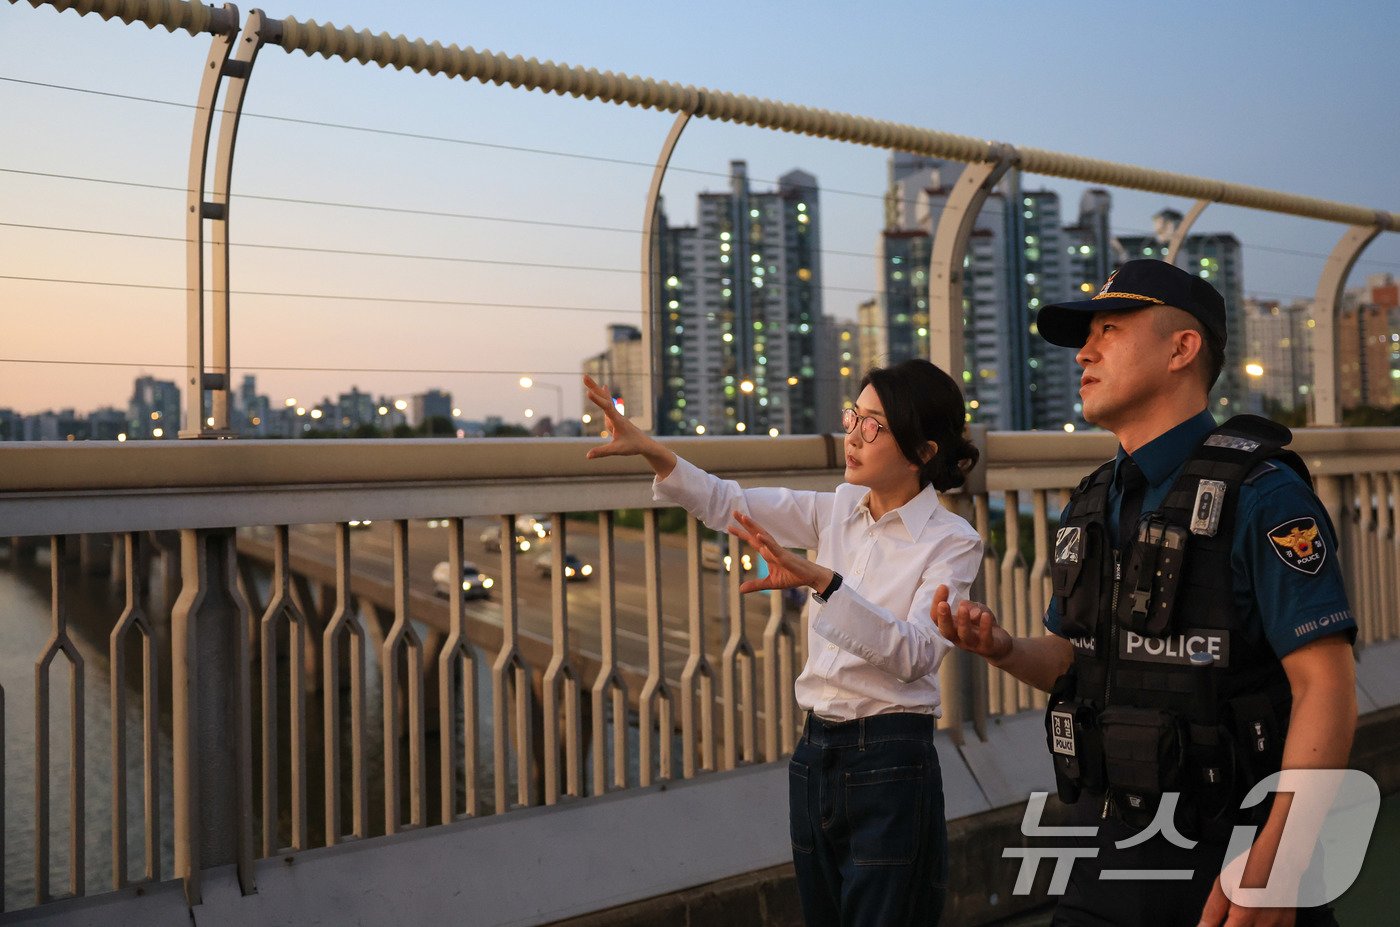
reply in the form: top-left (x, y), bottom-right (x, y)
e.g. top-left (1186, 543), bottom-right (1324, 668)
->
top-left (479, 524), bottom-right (540, 553)
top-left (432, 560), bottom-right (495, 600)
top-left (515, 514), bottom-right (552, 540)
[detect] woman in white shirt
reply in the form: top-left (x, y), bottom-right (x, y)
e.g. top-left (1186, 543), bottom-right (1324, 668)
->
top-left (584, 359), bottom-right (982, 927)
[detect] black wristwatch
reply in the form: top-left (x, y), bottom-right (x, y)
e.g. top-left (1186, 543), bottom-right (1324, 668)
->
top-left (813, 571), bottom-right (843, 603)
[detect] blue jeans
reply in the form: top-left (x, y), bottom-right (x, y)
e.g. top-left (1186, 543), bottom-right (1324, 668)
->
top-left (789, 713), bottom-right (948, 926)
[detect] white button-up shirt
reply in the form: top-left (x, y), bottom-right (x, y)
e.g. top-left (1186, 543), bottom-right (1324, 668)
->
top-left (654, 456), bottom-right (983, 720)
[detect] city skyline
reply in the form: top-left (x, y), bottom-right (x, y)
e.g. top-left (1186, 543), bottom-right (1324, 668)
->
top-left (3, 2), bottom-right (1399, 420)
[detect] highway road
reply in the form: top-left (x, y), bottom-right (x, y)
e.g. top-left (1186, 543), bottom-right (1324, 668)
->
top-left (241, 515), bottom-right (806, 685)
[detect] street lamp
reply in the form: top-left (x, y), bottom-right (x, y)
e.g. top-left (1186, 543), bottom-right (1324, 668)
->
top-left (519, 376), bottom-right (563, 427)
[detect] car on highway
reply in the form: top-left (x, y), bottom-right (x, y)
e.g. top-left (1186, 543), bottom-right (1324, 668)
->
top-left (479, 524), bottom-right (542, 553)
top-left (700, 537), bottom-right (763, 575)
top-left (516, 514), bottom-right (552, 541)
top-left (534, 551), bottom-right (593, 582)
top-left (432, 560), bottom-right (495, 600)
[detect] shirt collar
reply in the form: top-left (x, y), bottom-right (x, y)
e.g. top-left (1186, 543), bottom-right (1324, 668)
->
top-left (849, 482), bottom-right (942, 540)
top-left (1113, 408), bottom-right (1217, 488)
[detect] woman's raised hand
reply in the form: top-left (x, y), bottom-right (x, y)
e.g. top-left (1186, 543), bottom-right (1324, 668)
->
top-left (583, 374), bottom-right (653, 460)
top-left (583, 375), bottom-right (679, 478)
top-left (728, 511), bottom-right (833, 596)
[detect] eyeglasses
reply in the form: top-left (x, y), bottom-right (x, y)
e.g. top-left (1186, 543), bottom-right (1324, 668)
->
top-left (841, 408), bottom-right (887, 443)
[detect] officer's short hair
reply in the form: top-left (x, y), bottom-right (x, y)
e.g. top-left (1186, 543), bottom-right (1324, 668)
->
top-left (1155, 306), bottom-right (1223, 390)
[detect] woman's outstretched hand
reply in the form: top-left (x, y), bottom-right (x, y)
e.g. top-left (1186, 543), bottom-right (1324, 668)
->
top-left (728, 511), bottom-right (834, 596)
top-left (583, 374), bottom-right (651, 459)
top-left (582, 374), bottom-right (677, 478)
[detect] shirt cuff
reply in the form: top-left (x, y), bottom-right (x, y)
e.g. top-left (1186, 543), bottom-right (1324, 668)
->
top-left (811, 585), bottom-right (944, 682)
top-left (652, 454), bottom-right (704, 505)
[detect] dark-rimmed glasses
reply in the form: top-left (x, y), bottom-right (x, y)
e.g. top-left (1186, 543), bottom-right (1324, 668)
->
top-left (842, 408), bottom-right (886, 443)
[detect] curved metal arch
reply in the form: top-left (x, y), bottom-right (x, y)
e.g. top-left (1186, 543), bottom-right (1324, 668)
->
top-left (1164, 198), bottom-right (1212, 266)
top-left (1310, 222), bottom-right (1388, 426)
top-left (181, 5), bottom-right (242, 438)
top-left (927, 147), bottom-right (1017, 382)
top-left (637, 93), bottom-right (702, 433)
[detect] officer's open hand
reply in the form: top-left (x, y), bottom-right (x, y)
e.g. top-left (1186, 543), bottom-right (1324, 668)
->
top-left (1197, 860), bottom-right (1296, 927)
top-left (932, 586), bottom-right (1014, 664)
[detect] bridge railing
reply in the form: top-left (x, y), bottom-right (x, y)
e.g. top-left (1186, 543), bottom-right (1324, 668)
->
top-left (2, 428), bottom-right (1399, 912)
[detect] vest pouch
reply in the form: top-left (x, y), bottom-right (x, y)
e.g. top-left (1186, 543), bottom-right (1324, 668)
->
top-left (1055, 522), bottom-right (1108, 638)
top-left (1115, 517), bottom-right (1188, 637)
top-left (1045, 669), bottom-right (1107, 805)
top-left (1227, 691), bottom-right (1284, 793)
top-left (1100, 706), bottom-right (1185, 828)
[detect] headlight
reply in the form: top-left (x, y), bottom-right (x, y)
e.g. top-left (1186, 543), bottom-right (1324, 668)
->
top-left (723, 555), bottom-right (733, 569)
top-left (462, 581), bottom-right (473, 590)
top-left (534, 525), bottom-right (546, 537)
top-left (581, 564), bottom-right (593, 576)
top-left (482, 577), bottom-right (494, 589)
top-left (520, 540), bottom-right (531, 551)
top-left (742, 554), bottom-right (753, 570)
top-left (565, 567), bottom-right (575, 577)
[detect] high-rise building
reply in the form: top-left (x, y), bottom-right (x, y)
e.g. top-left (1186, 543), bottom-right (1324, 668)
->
top-left (872, 229), bottom-right (931, 369)
top-left (88, 406), bottom-right (127, 441)
top-left (129, 375), bottom-right (181, 439)
top-left (582, 324), bottom-right (645, 436)
top-left (1332, 274), bottom-right (1400, 411)
top-left (1116, 212), bottom-right (1244, 414)
top-left (877, 153), bottom-right (1087, 431)
top-left (0, 408), bottom-right (19, 441)
top-left (653, 161), bottom-right (824, 436)
top-left (815, 315), bottom-right (860, 431)
top-left (337, 386), bottom-right (377, 431)
top-left (1336, 273), bottom-right (1399, 411)
top-left (233, 374), bottom-right (274, 435)
top-left (409, 389), bottom-right (453, 430)
top-left (856, 297), bottom-right (882, 379)
top-left (24, 410), bottom-right (84, 441)
top-left (1241, 298), bottom-right (1313, 415)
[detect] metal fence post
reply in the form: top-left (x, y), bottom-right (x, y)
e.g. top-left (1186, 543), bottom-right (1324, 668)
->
top-left (171, 527), bottom-right (255, 904)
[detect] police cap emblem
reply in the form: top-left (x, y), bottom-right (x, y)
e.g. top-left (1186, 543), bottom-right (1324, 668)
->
top-left (1268, 517), bottom-right (1326, 575)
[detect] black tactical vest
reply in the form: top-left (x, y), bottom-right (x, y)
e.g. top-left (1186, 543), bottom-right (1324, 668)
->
top-left (1044, 415), bottom-right (1315, 837)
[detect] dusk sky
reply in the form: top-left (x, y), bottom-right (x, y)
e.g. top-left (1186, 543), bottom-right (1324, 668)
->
top-left (3, 1), bottom-right (1398, 420)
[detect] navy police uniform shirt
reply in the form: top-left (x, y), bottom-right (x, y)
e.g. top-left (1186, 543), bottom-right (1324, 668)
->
top-left (1044, 409), bottom-right (1357, 656)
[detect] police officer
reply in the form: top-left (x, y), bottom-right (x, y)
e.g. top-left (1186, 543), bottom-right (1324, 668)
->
top-left (932, 259), bottom-right (1357, 926)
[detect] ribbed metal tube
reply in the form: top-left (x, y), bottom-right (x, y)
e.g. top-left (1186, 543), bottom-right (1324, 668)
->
top-left (11, 0), bottom-right (232, 36)
top-left (12, 1), bottom-right (1398, 227)
top-left (269, 14), bottom-right (1400, 230)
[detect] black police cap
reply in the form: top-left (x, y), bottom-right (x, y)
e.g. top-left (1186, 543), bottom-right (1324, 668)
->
top-left (1036, 259), bottom-right (1227, 349)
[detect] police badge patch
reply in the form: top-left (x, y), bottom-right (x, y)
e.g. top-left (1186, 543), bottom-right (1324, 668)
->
top-left (1055, 526), bottom-right (1083, 564)
top-left (1268, 517), bottom-right (1326, 574)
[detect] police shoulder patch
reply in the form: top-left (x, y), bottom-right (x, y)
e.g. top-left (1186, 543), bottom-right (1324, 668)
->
top-left (1055, 526), bottom-right (1082, 564)
top-left (1267, 516), bottom-right (1326, 575)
